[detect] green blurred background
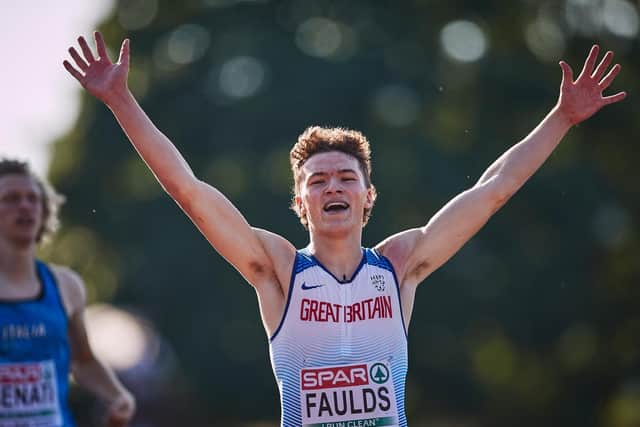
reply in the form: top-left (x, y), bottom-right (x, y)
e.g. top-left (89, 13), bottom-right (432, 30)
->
top-left (34, 0), bottom-right (640, 425)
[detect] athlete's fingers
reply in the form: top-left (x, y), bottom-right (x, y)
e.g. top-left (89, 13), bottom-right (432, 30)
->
top-left (63, 60), bottom-right (84, 83)
top-left (118, 39), bottom-right (130, 67)
top-left (94, 31), bottom-right (109, 61)
top-left (578, 44), bottom-right (599, 80)
top-left (592, 50), bottom-right (613, 81)
top-left (106, 409), bottom-right (130, 427)
top-left (599, 63), bottom-right (622, 90)
top-left (559, 61), bottom-right (574, 87)
top-left (106, 417), bottom-right (127, 427)
top-left (68, 47), bottom-right (88, 71)
top-left (106, 392), bottom-right (135, 427)
top-left (602, 91), bottom-right (627, 105)
top-left (78, 36), bottom-right (96, 63)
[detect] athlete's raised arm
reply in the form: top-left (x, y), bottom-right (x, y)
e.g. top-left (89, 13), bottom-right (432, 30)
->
top-left (63, 33), bottom-right (295, 304)
top-left (378, 45), bottom-right (626, 295)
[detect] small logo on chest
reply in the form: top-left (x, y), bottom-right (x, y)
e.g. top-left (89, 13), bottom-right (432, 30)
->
top-left (2, 323), bottom-right (48, 340)
top-left (370, 274), bottom-right (385, 292)
top-left (301, 282), bottom-right (325, 291)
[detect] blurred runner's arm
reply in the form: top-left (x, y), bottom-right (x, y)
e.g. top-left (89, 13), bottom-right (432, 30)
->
top-left (379, 45), bottom-right (626, 291)
top-left (63, 32), bottom-right (294, 292)
top-left (54, 267), bottom-right (135, 427)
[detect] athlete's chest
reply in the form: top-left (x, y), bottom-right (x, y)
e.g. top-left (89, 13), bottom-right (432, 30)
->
top-left (291, 265), bottom-right (399, 328)
top-left (0, 301), bottom-right (68, 357)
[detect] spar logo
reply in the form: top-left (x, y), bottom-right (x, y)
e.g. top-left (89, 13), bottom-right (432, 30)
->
top-left (302, 364), bottom-right (369, 390)
top-left (369, 363), bottom-right (389, 384)
top-left (0, 364), bottom-right (43, 384)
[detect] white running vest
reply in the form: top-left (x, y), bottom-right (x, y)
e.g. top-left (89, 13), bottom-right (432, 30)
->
top-left (270, 248), bottom-right (409, 427)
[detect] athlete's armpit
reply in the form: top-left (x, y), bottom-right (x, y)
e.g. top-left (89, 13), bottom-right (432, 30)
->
top-left (252, 227), bottom-right (297, 295)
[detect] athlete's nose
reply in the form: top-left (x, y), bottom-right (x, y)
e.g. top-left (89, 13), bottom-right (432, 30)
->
top-left (324, 176), bottom-right (343, 194)
top-left (18, 196), bottom-right (38, 212)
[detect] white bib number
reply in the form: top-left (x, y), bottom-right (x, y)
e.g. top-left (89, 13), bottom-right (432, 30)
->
top-left (0, 361), bottom-right (62, 427)
top-left (300, 361), bottom-right (398, 427)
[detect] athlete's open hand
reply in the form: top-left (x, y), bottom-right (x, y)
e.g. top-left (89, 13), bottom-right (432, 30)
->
top-left (64, 32), bottom-right (130, 106)
top-left (105, 391), bottom-right (136, 427)
top-left (557, 44), bottom-right (626, 125)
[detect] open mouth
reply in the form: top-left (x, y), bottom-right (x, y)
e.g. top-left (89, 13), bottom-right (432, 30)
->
top-left (15, 217), bottom-right (36, 227)
top-left (323, 201), bottom-right (349, 213)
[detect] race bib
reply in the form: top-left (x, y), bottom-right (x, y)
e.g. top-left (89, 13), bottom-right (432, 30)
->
top-left (0, 361), bottom-right (62, 427)
top-left (300, 361), bottom-right (398, 427)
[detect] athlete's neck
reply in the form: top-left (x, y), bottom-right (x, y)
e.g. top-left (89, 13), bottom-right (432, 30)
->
top-left (307, 234), bottom-right (363, 282)
top-left (0, 240), bottom-right (38, 289)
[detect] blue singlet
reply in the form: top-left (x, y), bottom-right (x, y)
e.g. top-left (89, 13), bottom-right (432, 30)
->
top-left (0, 260), bottom-right (75, 427)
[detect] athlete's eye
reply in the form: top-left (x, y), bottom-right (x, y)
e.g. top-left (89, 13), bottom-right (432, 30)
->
top-left (1, 193), bottom-right (20, 203)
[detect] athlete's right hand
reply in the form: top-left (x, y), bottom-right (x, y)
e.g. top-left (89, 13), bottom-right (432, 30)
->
top-left (105, 391), bottom-right (136, 427)
top-left (64, 31), bottom-right (130, 106)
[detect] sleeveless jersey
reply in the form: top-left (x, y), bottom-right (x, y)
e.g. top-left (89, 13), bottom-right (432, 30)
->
top-left (0, 261), bottom-right (75, 427)
top-left (270, 248), bottom-right (409, 427)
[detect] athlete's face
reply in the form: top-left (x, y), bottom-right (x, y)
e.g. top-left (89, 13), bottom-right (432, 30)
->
top-left (0, 174), bottom-right (43, 247)
top-left (297, 151), bottom-right (374, 236)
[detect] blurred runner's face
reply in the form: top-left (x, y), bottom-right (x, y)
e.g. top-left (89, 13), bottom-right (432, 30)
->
top-left (299, 151), bottom-right (371, 236)
top-left (0, 175), bottom-right (43, 246)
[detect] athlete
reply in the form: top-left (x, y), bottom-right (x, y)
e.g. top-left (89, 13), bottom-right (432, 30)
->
top-left (0, 159), bottom-right (136, 426)
top-left (64, 32), bottom-right (625, 426)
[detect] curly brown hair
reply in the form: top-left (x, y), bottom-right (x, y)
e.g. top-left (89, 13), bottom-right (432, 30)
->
top-left (289, 126), bottom-right (377, 228)
top-left (0, 159), bottom-right (65, 243)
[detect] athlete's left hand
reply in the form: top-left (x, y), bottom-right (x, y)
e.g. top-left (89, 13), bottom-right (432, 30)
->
top-left (105, 391), bottom-right (136, 427)
top-left (557, 44), bottom-right (626, 126)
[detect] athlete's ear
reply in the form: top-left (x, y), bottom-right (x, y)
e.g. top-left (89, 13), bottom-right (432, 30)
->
top-left (295, 195), bottom-right (306, 217)
top-left (364, 186), bottom-right (377, 209)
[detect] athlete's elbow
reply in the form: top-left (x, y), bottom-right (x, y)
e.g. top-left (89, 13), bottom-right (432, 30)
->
top-left (476, 175), bottom-right (517, 211)
top-left (162, 175), bottom-right (200, 204)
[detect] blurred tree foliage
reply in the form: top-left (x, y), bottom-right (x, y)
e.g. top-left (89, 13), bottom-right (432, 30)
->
top-left (43, 0), bottom-right (639, 425)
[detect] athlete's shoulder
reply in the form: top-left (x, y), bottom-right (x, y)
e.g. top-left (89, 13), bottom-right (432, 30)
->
top-left (364, 247), bottom-right (395, 272)
top-left (374, 229), bottom-right (423, 284)
top-left (293, 247), bottom-right (316, 273)
top-left (48, 264), bottom-right (87, 317)
top-left (252, 228), bottom-right (296, 261)
top-left (252, 227), bottom-right (297, 295)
